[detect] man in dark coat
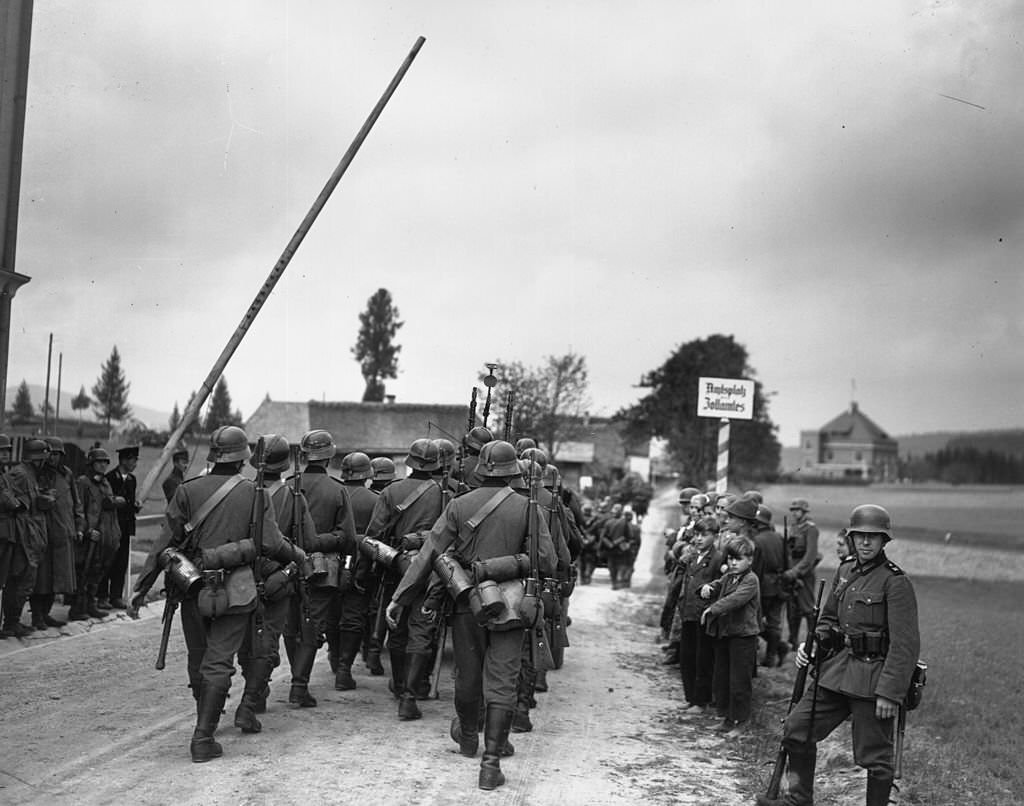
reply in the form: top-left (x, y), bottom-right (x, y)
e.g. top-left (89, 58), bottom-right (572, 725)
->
top-left (162, 446), bottom-right (191, 503)
top-left (100, 445), bottom-right (140, 609)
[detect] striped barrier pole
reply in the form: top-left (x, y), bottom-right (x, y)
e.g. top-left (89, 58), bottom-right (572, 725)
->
top-left (716, 417), bottom-right (730, 494)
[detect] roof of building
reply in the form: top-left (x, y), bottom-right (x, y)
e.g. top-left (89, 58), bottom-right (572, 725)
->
top-left (818, 402), bottom-right (895, 444)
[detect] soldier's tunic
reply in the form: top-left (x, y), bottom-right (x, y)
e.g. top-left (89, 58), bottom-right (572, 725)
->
top-left (364, 471), bottom-right (444, 657)
top-left (162, 466), bottom-right (186, 503)
top-left (76, 471), bottom-right (121, 595)
top-left (288, 464), bottom-right (357, 687)
top-left (784, 516), bottom-right (820, 622)
top-left (577, 510), bottom-right (601, 585)
top-left (34, 462), bottom-right (83, 596)
top-left (167, 467), bottom-right (300, 695)
top-left (2, 461), bottom-right (50, 624)
top-left (751, 522), bottom-right (787, 660)
top-left (339, 480), bottom-right (379, 636)
top-left (392, 480), bottom-right (555, 710)
top-left (782, 551), bottom-right (920, 794)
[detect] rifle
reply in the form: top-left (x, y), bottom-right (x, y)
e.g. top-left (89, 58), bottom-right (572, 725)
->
top-left (502, 390), bottom-right (515, 442)
top-left (894, 704), bottom-right (907, 779)
top-left (430, 613), bottom-right (449, 699)
top-left (289, 445), bottom-right (315, 644)
top-left (457, 387), bottom-right (477, 489)
top-left (250, 437), bottom-right (268, 650)
top-left (764, 579), bottom-right (827, 800)
top-left (524, 459), bottom-right (554, 672)
top-left (154, 589), bottom-right (180, 670)
top-left (481, 363), bottom-right (497, 428)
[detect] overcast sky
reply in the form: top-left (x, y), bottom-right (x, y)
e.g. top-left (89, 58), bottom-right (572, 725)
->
top-left (9, 1), bottom-right (1022, 446)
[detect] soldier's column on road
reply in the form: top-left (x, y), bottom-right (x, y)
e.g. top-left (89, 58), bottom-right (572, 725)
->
top-left (697, 376), bottom-right (754, 493)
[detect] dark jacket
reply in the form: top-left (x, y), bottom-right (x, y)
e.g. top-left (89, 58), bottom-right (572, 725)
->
top-left (704, 568), bottom-right (761, 638)
top-left (678, 548), bottom-right (723, 622)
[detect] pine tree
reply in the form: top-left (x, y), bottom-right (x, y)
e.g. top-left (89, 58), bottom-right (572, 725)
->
top-left (204, 377), bottom-right (240, 431)
top-left (12, 380), bottom-right (34, 420)
top-left (169, 401), bottom-right (181, 432)
top-left (352, 288), bottom-right (403, 402)
top-left (92, 345), bottom-right (132, 429)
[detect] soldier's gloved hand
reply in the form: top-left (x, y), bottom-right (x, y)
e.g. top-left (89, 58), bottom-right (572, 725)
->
top-left (875, 695), bottom-right (899, 720)
top-left (385, 601), bottom-right (402, 631)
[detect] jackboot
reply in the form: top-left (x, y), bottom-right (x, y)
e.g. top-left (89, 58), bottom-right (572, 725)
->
top-left (398, 653), bottom-right (428, 720)
top-left (415, 643), bottom-right (438, 699)
top-left (756, 749), bottom-right (816, 806)
top-left (450, 698), bottom-right (480, 757)
top-left (866, 773), bottom-right (893, 806)
top-left (67, 593), bottom-right (89, 621)
top-left (388, 650), bottom-right (406, 699)
top-left (327, 629), bottom-right (340, 675)
top-left (190, 684), bottom-right (227, 762)
top-left (511, 664), bottom-right (536, 733)
top-left (534, 667), bottom-right (548, 692)
top-left (236, 658), bottom-right (273, 733)
top-left (289, 640), bottom-right (319, 707)
top-left (365, 644), bottom-right (385, 676)
top-left (478, 705), bottom-right (514, 790)
top-left (334, 631), bottom-right (362, 691)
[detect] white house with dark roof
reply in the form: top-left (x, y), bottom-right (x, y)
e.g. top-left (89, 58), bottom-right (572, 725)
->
top-left (797, 402), bottom-right (899, 482)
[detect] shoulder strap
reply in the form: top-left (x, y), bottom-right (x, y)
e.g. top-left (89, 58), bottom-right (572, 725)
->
top-left (395, 480), bottom-right (435, 514)
top-left (184, 475), bottom-right (245, 535)
top-left (466, 486), bottom-right (516, 531)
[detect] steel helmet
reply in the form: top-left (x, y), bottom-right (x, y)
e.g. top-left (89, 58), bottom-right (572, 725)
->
top-left (87, 447), bottom-right (111, 464)
top-left (44, 436), bottom-right (66, 454)
top-left (464, 426), bottom-right (494, 454)
top-left (23, 439), bottom-right (50, 460)
top-left (300, 429), bottom-right (336, 461)
top-left (690, 493), bottom-right (709, 511)
top-left (340, 451), bottom-right (373, 481)
top-left (542, 464), bottom-right (560, 489)
top-left (755, 504), bottom-right (773, 526)
top-left (406, 438), bottom-right (441, 472)
top-left (790, 498), bottom-right (811, 513)
top-left (475, 440), bottom-right (520, 478)
top-left (207, 425), bottom-right (251, 464)
top-left (678, 486), bottom-right (701, 506)
top-left (370, 456), bottom-right (396, 481)
top-left (432, 438), bottom-right (456, 468)
top-left (251, 434), bottom-right (290, 473)
top-left (520, 447), bottom-right (548, 468)
top-left (743, 490), bottom-right (764, 505)
top-left (848, 504), bottom-right (892, 540)
top-left (514, 437), bottom-right (537, 457)
top-left (518, 458), bottom-right (543, 483)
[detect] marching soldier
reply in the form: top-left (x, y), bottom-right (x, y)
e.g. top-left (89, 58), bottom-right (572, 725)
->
top-left (1, 439), bottom-right (52, 637)
top-left (757, 505), bottom-right (920, 806)
top-left (386, 440), bottom-right (556, 791)
top-left (369, 457), bottom-right (396, 492)
top-left (30, 437), bottom-right (84, 630)
top-left (577, 501), bottom-right (600, 585)
top-left (99, 445), bottom-right (140, 609)
top-left (457, 426), bottom-right (494, 490)
top-left (164, 426), bottom-right (306, 762)
top-left (162, 446), bottom-right (191, 503)
top-left (287, 429), bottom-right (357, 708)
top-left (364, 438), bottom-right (445, 720)
top-left (74, 447), bottom-right (121, 621)
top-left (336, 451), bottom-right (380, 689)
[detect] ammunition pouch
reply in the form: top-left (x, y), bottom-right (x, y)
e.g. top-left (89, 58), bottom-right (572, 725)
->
top-left (905, 660), bottom-right (927, 710)
top-left (470, 553), bottom-right (530, 584)
top-left (434, 552), bottom-right (475, 600)
top-left (158, 547), bottom-right (203, 596)
top-left (200, 538), bottom-right (257, 571)
top-left (846, 630), bottom-right (889, 661)
top-left (262, 562), bottom-right (300, 602)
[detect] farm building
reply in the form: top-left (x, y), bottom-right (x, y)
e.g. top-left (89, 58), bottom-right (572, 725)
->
top-left (797, 401), bottom-right (899, 482)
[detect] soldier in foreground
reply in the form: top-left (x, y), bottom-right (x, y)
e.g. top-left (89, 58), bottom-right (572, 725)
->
top-left (756, 505), bottom-right (920, 806)
top-left (387, 440), bottom-right (555, 791)
top-left (164, 426), bottom-right (306, 762)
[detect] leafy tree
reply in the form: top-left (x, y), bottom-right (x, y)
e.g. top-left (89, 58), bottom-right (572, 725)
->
top-left (616, 334), bottom-right (780, 486)
top-left (352, 288), bottom-right (403, 402)
top-left (204, 377), bottom-right (241, 431)
top-left (92, 345), bottom-right (132, 430)
top-left (609, 471), bottom-right (654, 515)
top-left (486, 352), bottom-right (591, 459)
top-left (12, 380), bottom-right (33, 420)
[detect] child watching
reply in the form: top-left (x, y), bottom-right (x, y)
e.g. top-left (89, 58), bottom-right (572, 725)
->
top-left (678, 516), bottom-right (723, 711)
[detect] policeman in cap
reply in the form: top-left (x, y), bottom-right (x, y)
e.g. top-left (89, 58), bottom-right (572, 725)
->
top-left (758, 505), bottom-right (920, 806)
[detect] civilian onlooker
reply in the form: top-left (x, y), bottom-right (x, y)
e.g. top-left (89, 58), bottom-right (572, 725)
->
top-left (677, 516), bottom-right (722, 711)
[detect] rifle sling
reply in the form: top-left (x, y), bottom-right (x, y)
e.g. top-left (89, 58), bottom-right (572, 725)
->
top-left (395, 480), bottom-right (435, 514)
top-left (466, 486), bottom-right (515, 531)
top-left (183, 475), bottom-right (245, 537)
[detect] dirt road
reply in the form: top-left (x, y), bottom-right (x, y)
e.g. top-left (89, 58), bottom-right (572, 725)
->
top-left (0, 495), bottom-right (752, 806)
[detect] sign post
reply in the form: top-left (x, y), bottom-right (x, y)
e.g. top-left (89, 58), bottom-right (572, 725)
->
top-left (697, 377), bottom-right (754, 494)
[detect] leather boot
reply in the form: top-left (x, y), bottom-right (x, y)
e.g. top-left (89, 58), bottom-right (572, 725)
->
top-left (415, 644), bottom-right (438, 699)
top-left (866, 773), bottom-right (893, 806)
top-left (511, 665), bottom-right (536, 733)
top-left (388, 650), bottom-right (406, 699)
top-left (398, 653), bottom-right (428, 720)
top-left (450, 698), bottom-right (480, 757)
top-left (289, 640), bottom-right (319, 707)
top-left (334, 631), bottom-right (361, 691)
top-left (534, 667), bottom-right (548, 692)
top-left (235, 658), bottom-right (273, 733)
top-left (86, 595), bottom-right (109, 620)
top-left (190, 684), bottom-right (227, 762)
top-left (253, 682), bottom-right (270, 714)
top-left (365, 642), bottom-right (385, 676)
top-left (478, 705), bottom-right (514, 790)
top-left (327, 628), bottom-right (340, 675)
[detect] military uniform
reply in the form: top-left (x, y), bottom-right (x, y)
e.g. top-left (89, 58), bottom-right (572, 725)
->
top-left (364, 443), bottom-right (444, 719)
top-left (336, 473), bottom-right (380, 689)
top-left (762, 505), bottom-right (920, 806)
top-left (76, 464), bottom-right (122, 619)
top-left (389, 439), bottom-right (555, 791)
top-left (1, 446), bottom-right (51, 637)
top-left (751, 519), bottom-right (787, 666)
top-left (783, 504), bottom-right (820, 651)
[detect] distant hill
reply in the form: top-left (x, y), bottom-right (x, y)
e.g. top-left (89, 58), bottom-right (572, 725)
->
top-left (5, 383), bottom-right (171, 430)
top-left (780, 428), bottom-right (1024, 467)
